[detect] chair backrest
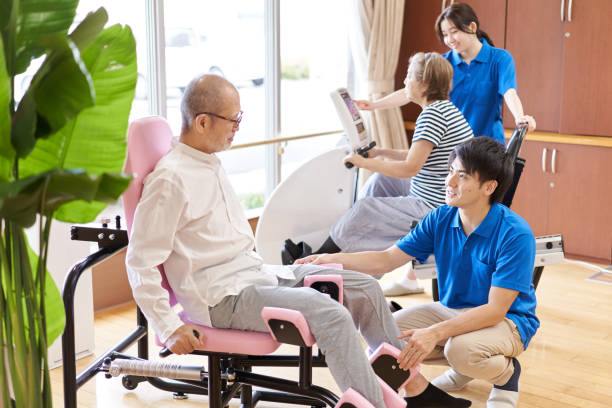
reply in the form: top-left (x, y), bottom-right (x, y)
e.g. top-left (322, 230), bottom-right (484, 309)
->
top-left (123, 116), bottom-right (177, 304)
top-left (502, 124), bottom-right (528, 208)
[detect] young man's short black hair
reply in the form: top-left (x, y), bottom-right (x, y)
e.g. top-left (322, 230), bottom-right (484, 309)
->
top-left (448, 137), bottom-right (514, 204)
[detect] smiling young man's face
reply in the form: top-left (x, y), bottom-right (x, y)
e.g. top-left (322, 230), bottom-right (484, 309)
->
top-left (445, 157), bottom-right (496, 208)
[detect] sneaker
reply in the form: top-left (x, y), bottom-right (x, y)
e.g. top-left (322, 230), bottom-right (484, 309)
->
top-left (280, 239), bottom-right (312, 265)
top-left (382, 280), bottom-right (424, 296)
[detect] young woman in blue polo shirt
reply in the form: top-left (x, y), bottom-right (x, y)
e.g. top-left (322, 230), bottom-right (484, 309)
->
top-left (355, 1), bottom-right (535, 145)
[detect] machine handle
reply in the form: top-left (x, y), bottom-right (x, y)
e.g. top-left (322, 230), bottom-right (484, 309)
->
top-left (551, 149), bottom-right (557, 174)
top-left (568, 0), bottom-right (573, 22)
top-left (561, 0), bottom-right (565, 22)
top-left (542, 148), bottom-right (548, 173)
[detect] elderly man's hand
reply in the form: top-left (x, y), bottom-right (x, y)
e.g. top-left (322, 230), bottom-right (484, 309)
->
top-left (166, 325), bottom-right (204, 355)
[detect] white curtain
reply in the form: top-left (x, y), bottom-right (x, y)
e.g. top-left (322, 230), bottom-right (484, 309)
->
top-left (349, 0), bottom-right (407, 150)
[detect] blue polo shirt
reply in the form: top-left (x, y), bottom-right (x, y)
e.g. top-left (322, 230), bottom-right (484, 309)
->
top-left (444, 39), bottom-right (517, 144)
top-left (396, 203), bottom-right (539, 348)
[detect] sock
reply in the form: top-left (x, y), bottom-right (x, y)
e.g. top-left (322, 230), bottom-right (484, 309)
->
top-left (404, 383), bottom-right (472, 408)
top-left (495, 358), bottom-right (521, 391)
top-left (431, 368), bottom-right (473, 392)
top-left (487, 358), bottom-right (521, 408)
top-left (314, 236), bottom-right (341, 254)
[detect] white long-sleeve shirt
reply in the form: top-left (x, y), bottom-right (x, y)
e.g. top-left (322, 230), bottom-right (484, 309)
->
top-left (126, 142), bottom-right (294, 342)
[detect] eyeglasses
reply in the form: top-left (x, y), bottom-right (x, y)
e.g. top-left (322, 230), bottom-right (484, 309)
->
top-left (196, 110), bottom-right (243, 126)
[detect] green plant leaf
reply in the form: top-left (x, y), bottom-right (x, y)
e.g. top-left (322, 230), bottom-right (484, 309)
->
top-left (21, 24), bottom-right (137, 223)
top-left (0, 36), bottom-right (13, 171)
top-left (13, 0), bottom-right (79, 75)
top-left (0, 0), bottom-right (12, 31)
top-left (24, 233), bottom-right (65, 343)
top-left (0, 169), bottom-right (131, 228)
top-left (69, 7), bottom-right (108, 51)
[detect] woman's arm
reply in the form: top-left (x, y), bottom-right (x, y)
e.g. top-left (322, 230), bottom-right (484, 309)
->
top-left (344, 140), bottom-right (434, 179)
top-left (354, 89), bottom-right (411, 111)
top-left (504, 88), bottom-right (536, 132)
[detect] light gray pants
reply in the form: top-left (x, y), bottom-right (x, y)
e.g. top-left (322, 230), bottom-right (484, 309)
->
top-left (209, 264), bottom-right (405, 408)
top-left (330, 173), bottom-right (432, 252)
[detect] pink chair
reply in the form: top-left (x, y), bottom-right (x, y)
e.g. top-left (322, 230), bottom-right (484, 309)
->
top-left (119, 116), bottom-right (362, 407)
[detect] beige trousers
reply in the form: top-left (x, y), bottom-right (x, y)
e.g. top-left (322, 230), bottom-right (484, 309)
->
top-left (394, 302), bottom-right (524, 385)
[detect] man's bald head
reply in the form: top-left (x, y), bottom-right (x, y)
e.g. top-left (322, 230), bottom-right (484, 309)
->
top-left (180, 74), bottom-right (238, 134)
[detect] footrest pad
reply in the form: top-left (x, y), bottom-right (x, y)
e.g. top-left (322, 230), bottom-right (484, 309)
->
top-left (261, 307), bottom-right (315, 347)
top-left (304, 274), bottom-right (343, 303)
top-left (369, 343), bottom-right (419, 391)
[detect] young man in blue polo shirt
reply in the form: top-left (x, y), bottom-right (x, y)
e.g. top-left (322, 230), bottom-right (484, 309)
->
top-left (296, 137), bottom-right (539, 408)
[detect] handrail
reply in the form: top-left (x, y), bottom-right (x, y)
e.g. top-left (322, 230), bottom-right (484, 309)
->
top-left (230, 129), bottom-right (343, 150)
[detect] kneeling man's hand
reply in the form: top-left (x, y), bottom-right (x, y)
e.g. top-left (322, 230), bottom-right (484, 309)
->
top-left (294, 253), bottom-right (336, 265)
top-left (166, 324), bottom-right (204, 355)
top-left (397, 327), bottom-right (439, 370)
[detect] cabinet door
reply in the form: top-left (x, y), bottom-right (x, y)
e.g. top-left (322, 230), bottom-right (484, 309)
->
top-left (463, 0), bottom-right (507, 48)
top-left (508, 140), bottom-right (550, 236)
top-left (503, 0), bottom-right (564, 131)
top-left (547, 143), bottom-right (612, 262)
top-left (397, 0), bottom-right (449, 122)
top-left (560, 0), bottom-right (612, 136)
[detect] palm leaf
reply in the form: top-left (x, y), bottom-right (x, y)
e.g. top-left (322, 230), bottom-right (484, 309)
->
top-left (20, 23), bottom-right (136, 222)
top-left (13, 0), bottom-right (79, 75)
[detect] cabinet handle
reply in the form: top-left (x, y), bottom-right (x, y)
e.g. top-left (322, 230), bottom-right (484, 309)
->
top-left (561, 0), bottom-right (565, 22)
top-left (442, 0), bottom-right (446, 12)
top-left (568, 0), bottom-right (573, 22)
top-left (551, 149), bottom-right (557, 174)
top-left (542, 148), bottom-right (548, 172)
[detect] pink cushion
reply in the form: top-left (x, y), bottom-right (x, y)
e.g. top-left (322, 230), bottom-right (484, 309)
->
top-left (261, 307), bottom-right (315, 347)
top-left (377, 377), bottom-right (407, 408)
top-left (369, 343), bottom-right (420, 390)
top-left (304, 274), bottom-right (344, 304)
top-left (334, 388), bottom-right (375, 408)
top-left (155, 311), bottom-right (280, 355)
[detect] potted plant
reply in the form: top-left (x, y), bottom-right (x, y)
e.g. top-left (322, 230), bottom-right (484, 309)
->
top-left (0, 0), bottom-right (136, 406)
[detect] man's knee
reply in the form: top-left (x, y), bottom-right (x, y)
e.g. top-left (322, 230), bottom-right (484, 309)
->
top-left (444, 334), bottom-right (479, 373)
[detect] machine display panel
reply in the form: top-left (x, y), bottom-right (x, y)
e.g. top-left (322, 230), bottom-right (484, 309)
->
top-left (340, 91), bottom-right (360, 121)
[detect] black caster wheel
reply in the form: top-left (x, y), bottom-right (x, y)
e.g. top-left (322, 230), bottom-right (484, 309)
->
top-left (122, 375), bottom-right (138, 390)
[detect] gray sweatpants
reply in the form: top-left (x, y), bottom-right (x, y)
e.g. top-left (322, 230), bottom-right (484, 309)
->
top-left (330, 173), bottom-right (433, 252)
top-left (209, 264), bottom-right (405, 408)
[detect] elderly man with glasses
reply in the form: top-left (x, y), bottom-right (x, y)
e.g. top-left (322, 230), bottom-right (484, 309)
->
top-left (125, 74), bottom-right (471, 408)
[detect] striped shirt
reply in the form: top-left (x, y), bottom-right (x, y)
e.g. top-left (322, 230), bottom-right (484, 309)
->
top-left (411, 100), bottom-right (473, 209)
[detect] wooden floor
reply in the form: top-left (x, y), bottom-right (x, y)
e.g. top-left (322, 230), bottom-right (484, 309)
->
top-left (50, 260), bottom-right (612, 407)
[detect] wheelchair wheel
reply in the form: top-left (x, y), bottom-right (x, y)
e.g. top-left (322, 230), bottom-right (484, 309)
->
top-left (122, 375), bottom-right (138, 390)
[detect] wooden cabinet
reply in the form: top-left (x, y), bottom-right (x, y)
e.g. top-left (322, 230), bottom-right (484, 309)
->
top-left (504, 0), bottom-right (612, 136)
top-left (511, 140), bottom-right (612, 262)
top-left (396, 0), bottom-right (506, 123)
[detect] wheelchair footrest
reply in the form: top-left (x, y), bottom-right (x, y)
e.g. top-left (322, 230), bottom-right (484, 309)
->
top-left (261, 307), bottom-right (315, 347)
top-left (369, 343), bottom-right (419, 391)
top-left (304, 274), bottom-right (343, 303)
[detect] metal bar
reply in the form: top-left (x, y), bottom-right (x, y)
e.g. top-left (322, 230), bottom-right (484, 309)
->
top-left (237, 354), bottom-right (327, 367)
top-left (76, 326), bottom-right (147, 388)
top-left (264, 0), bottom-right (281, 195)
top-left (137, 307), bottom-right (149, 359)
top-left (253, 390), bottom-right (325, 407)
top-left (561, 0), bottom-right (565, 22)
top-left (568, 0), bottom-right (573, 22)
top-left (551, 149), bottom-right (557, 174)
top-left (221, 382), bottom-right (243, 407)
top-left (208, 355), bottom-right (223, 408)
top-left (62, 246), bottom-right (123, 408)
top-left (533, 266), bottom-right (545, 289)
top-left (230, 130), bottom-right (342, 150)
top-left (234, 370), bottom-right (338, 407)
top-left (145, 0), bottom-right (167, 117)
top-left (298, 347), bottom-right (312, 389)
